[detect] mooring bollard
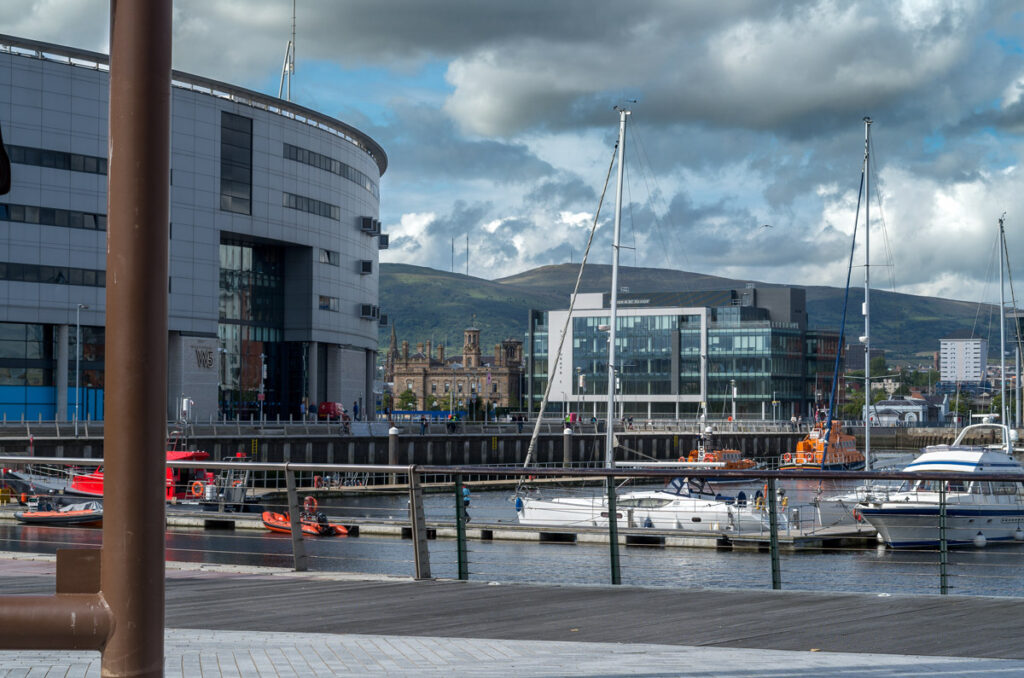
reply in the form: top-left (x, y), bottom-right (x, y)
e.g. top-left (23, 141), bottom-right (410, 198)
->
top-left (563, 427), bottom-right (573, 467)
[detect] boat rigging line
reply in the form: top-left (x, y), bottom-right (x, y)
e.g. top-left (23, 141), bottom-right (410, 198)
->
top-left (516, 136), bottom-right (620, 485)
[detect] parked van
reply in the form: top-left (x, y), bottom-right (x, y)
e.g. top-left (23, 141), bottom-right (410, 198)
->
top-left (317, 402), bottom-right (349, 421)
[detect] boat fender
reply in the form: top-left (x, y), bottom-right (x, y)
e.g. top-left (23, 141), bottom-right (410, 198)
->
top-left (514, 496), bottom-right (524, 512)
top-left (189, 481), bottom-right (204, 498)
top-left (973, 531), bottom-right (987, 548)
top-left (303, 496), bottom-right (318, 513)
top-left (781, 497), bottom-right (788, 508)
top-left (643, 516), bottom-right (653, 528)
top-left (313, 475), bottom-right (323, 488)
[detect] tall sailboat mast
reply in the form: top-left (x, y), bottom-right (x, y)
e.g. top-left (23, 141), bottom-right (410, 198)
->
top-left (605, 107), bottom-right (629, 468)
top-left (862, 117), bottom-right (872, 471)
top-left (999, 214), bottom-right (1008, 431)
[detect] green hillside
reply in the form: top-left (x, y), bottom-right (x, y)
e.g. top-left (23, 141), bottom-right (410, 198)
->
top-left (380, 262), bottom-right (998, 361)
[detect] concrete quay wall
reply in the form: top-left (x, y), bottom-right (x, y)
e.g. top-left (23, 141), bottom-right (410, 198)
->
top-left (1, 430), bottom-right (817, 465)
top-left (0, 425), bottom-right (969, 465)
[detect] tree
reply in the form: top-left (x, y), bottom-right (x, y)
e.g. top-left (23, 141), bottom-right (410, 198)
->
top-left (869, 355), bottom-right (887, 375)
top-left (395, 388), bottom-right (418, 410)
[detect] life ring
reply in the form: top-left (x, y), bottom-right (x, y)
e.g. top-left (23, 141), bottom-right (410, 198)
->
top-left (189, 481), bottom-right (204, 497)
top-left (782, 453), bottom-right (792, 462)
top-left (313, 475), bottom-right (323, 488)
top-left (303, 496), bottom-right (318, 512)
top-left (853, 509), bottom-right (863, 522)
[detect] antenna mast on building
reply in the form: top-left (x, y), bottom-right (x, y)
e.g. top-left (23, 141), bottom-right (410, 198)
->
top-left (278, 0), bottom-right (296, 100)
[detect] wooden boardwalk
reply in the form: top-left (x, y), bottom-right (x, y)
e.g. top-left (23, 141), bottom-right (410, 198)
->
top-left (3, 558), bottom-right (1023, 660)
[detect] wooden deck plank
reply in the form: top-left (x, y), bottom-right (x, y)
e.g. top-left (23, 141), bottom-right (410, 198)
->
top-left (3, 565), bottom-right (1022, 659)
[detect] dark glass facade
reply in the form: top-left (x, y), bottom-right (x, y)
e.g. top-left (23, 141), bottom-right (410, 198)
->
top-left (218, 239), bottom-right (284, 417)
top-left (220, 112), bottom-right (253, 215)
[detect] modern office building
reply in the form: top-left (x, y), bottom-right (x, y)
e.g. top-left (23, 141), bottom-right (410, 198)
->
top-left (939, 333), bottom-right (987, 384)
top-left (526, 287), bottom-right (840, 420)
top-left (0, 35), bottom-right (387, 422)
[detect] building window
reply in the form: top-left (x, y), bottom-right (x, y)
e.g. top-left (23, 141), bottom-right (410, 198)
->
top-left (359, 260), bottom-right (373, 275)
top-left (283, 192), bottom-right (340, 220)
top-left (319, 249), bottom-right (339, 265)
top-left (0, 203), bottom-right (106, 231)
top-left (283, 142), bottom-right (379, 199)
top-left (444, 382), bottom-right (450, 393)
top-left (6, 145), bottom-right (108, 175)
top-left (318, 295), bottom-right (340, 311)
top-left (431, 382), bottom-right (437, 393)
top-left (457, 383), bottom-right (463, 394)
top-left (220, 112), bottom-right (252, 215)
top-left (0, 262), bottom-right (105, 287)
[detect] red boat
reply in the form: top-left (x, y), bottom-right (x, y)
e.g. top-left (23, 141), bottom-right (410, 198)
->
top-left (66, 449), bottom-right (214, 501)
top-left (15, 500), bottom-right (103, 527)
top-left (262, 497), bottom-right (348, 537)
top-left (6, 449), bottom-right (214, 501)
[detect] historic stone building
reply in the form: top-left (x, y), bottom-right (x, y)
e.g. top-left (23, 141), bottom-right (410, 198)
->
top-left (387, 328), bottom-right (524, 413)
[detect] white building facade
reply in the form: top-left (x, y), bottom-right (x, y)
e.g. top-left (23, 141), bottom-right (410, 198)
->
top-left (0, 35), bottom-right (387, 422)
top-left (939, 336), bottom-right (987, 384)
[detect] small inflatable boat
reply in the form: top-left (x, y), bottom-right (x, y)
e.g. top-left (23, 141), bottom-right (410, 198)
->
top-left (15, 500), bottom-right (103, 527)
top-left (261, 510), bottom-right (348, 537)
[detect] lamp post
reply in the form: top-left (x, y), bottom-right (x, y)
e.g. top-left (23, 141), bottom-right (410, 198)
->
top-left (258, 352), bottom-right (266, 423)
top-left (74, 303), bottom-right (89, 436)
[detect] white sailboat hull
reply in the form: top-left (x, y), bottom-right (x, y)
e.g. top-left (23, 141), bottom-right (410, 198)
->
top-left (517, 490), bottom-right (785, 534)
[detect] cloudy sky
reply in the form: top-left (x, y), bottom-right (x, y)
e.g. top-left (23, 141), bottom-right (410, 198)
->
top-left (8, 1), bottom-right (1024, 303)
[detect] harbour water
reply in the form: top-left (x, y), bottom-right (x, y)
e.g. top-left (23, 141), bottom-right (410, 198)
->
top-left (2, 481), bottom-right (1023, 599)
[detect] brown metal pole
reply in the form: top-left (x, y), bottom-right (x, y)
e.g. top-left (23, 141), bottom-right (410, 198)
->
top-left (102, 1), bottom-right (172, 676)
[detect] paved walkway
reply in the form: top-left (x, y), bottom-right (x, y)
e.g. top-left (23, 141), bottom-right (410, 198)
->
top-left (3, 555), bottom-right (1024, 676)
top-left (5, 630), bottom-right (1024, 677)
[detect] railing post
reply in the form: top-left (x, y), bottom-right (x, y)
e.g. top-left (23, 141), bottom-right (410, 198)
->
top-left (284, 467), bottom-right (308, 572)
top-left (562, 426), bottom-right (573, 467)
top-left (939, 483), bottom-right (948, 595)
top-left (388, 426), bottom-right (399, 484)
top-left (767, 476), bottom-right (781, 590)
top-left (454, 473), bottom-right (468, 580)
top-left (607, 475), bottom-right (621, 585)
top-left (409, 466), bottom-right (431, 579)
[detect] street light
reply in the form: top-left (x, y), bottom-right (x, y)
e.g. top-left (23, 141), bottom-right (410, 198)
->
top-left (74, 303), bottom-right (89, 436)
top-left (258, 352), bottom-right (266, 422)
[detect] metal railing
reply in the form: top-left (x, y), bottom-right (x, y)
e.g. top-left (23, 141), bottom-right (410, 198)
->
top-left (2, 456), bottom-right (1023, 597)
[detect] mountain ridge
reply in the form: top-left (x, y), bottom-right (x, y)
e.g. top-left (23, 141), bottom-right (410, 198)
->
top-left (379, 262), bottom-right (998, 361)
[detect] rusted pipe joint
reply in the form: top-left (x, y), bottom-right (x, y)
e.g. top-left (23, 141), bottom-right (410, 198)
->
top-left (0, 594), bottom-right (112, 650)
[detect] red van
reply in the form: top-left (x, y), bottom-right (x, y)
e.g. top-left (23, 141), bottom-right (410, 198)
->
top-left (317, 402), bottom-right (349, 421)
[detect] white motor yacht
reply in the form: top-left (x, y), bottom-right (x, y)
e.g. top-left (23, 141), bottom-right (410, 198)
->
top-left (857, 423), bottom-right (1024, 548)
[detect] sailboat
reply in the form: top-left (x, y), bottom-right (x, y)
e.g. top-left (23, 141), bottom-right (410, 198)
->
top-left (780, 118), bottom-right (873, 472)
top-left (515, 109), bottom-right (785, 533)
